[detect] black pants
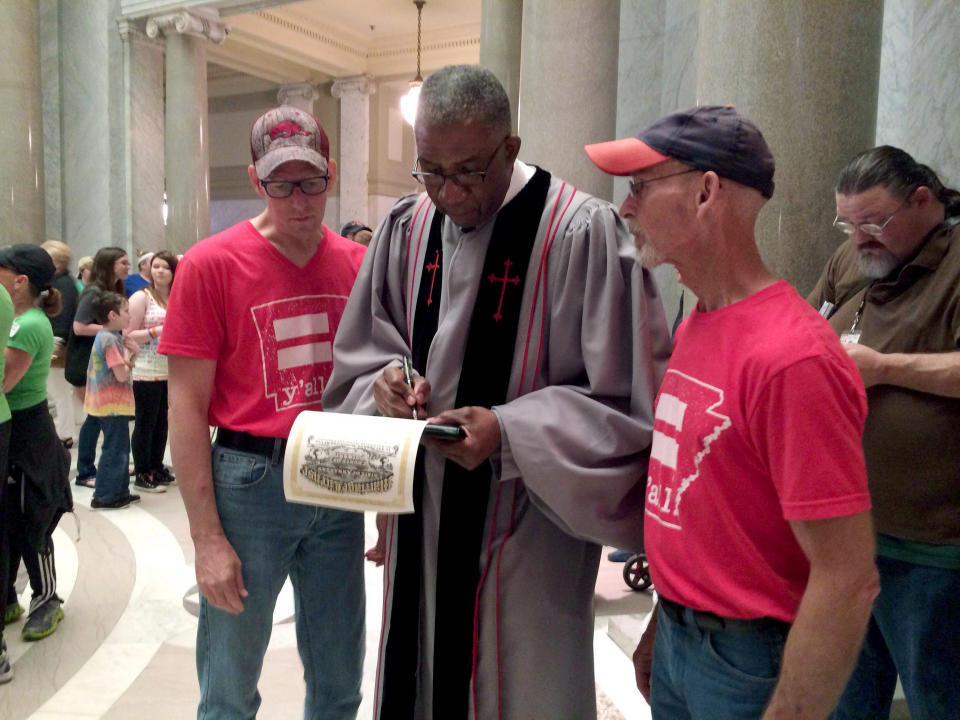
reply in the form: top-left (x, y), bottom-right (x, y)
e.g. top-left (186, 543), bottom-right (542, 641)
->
top-left (132, 380), bottom-right (168, 474)
top-left (0, 420), bottom-right (10, 638)
top-left (5, 474), bottom-right (56, 612)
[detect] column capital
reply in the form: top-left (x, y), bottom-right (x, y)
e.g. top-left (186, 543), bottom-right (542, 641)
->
top-left (331, 75), bottom-right (377, 99)
top-left (117, 17), bottom-right (163, 46)
top-left (145, 8), bottom-right (229, 44)
top-left (277, 83), bottom-right (320, 111)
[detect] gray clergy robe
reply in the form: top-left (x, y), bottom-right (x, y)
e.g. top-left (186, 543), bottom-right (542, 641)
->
top-left (323, 161), bottom-right (671, 720)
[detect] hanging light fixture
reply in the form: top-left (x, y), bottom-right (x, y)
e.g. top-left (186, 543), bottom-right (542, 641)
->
top-left (400, 0), bottom-right (426, 126)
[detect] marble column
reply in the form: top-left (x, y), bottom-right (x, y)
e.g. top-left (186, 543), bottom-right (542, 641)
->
top-left (697, 0), bottom-right (883, 294)
top-left (147, 10), bottom-right (228, 254)
top-left (616, 0), bottom-right (700, 324)
top-left (517, 0), bottom-right (619, 201)
top-left (118, 19), bottom-right (165, 257)
top-left (0, 0), bottom-right (45, 244)
top-left (480, 0), bottom-right (522, 135)
top-left (331, 75), bottom-right (375, 229)
top-left (278, 82), bottom-right (319, 114)
top-left (59, 0), bottom-right (120, 260)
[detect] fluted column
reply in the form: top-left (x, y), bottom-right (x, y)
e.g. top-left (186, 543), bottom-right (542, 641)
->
top-left (278, 82), bottom-right (320, 114)
top-left (697, 0), bottom-right (883, 293)
top-left (0, 0), bottom-right (45, 244)
top-left (517, 0), bottom-right (619, 200)
top-left (331, 75), bottom-right (375, 230)
top-left (147, 9), bottom-right (228, 254)
top-left (480, 0), bottom-right (522, 135)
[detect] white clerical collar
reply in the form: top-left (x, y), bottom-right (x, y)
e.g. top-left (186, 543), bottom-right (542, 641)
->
top-left (501, 160), bottom-right (536, 210)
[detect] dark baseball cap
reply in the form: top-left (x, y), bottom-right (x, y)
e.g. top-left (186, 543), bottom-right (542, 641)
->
top-left (585, 105), bottom-right (775, 198)
top-left (340, 221), bottom-right (372, 237)
top-left (0, 244), bottom-right (56, 290)
top-left (250, 105), bottom-right (330, 179)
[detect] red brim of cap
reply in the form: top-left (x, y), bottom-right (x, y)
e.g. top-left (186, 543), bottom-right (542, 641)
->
top-left (584, 137), bottom-right (670, 176)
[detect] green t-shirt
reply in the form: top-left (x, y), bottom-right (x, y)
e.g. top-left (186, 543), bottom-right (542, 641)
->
top-left (7, 307), bottom-right (54, 411)
top-left (0, 286), bottom-right (12, 424)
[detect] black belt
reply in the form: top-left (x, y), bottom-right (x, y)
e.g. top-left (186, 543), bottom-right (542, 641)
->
top-left (216, 428), bottom-right (287, 459)
top-left (659, 596), bottom-right (791, 635)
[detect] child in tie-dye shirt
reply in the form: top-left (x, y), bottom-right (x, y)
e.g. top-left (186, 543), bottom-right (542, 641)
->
top-left (81, 291), bottom-right (140, 509)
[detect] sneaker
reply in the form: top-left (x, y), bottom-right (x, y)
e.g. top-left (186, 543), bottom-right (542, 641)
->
top-left (153, 467), bottom-right (176, 485)
top-left (607, 549), bottom-right (633, 563)
top-left (21, 599), bottom-right (64, 641)
top-left (3, 603), bottom-right (24, 625)
top-left (134, 472), bottom-right (166, 493)
top-left (0, 639), bottom-right (12, 683)
top-left (91, 493), bottom-right (140, 510)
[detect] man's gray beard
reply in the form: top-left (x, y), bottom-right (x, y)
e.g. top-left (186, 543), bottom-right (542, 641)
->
top-left (628, 222), bottom-right (665, 269)
top-left (855, 247), bottom-right (901, 278)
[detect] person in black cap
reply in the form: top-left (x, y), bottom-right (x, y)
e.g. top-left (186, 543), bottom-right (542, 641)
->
top-left (0, 244), bottom-right (72, 643)
top-left (586, 106), bottom-right (879, 719)
top-left (340, 221), bottom-right (373, 246)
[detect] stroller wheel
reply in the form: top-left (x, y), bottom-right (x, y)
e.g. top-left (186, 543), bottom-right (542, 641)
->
top-left (623, 554), bottom-right (652, 592)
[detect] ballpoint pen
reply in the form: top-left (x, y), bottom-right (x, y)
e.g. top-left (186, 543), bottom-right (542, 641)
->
top-left (401, 356), bottom-right (418, 420)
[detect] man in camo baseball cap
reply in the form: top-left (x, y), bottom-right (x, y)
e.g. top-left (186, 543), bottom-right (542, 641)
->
top-left (250, 105), bottom-right (329, 178)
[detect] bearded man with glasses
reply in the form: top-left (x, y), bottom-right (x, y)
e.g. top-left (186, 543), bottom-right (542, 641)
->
top-left (160, 106), bottom-right (367, 719)
top-left (325, 64), bottom-right (671, 719)
top-left (809, 146), bottom-right (960, 719)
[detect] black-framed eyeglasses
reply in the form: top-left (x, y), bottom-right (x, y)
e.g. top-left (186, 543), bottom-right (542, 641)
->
top-left (260, 176), bottom-right (329, 198)
top-left (833, 195), bottom-right (911, 237)
top-left (628, 168), bottom-right (699, 201)
top-left (411, 137), bottom-right (509, 190)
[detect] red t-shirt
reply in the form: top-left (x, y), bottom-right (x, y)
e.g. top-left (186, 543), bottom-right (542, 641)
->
top-left (159, 221), bottom-right (365, 438)
top-left (645, 281), bottom-right (871, 622)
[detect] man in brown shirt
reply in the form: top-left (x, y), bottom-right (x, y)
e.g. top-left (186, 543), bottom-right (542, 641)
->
top-left (809, 145), bottom-right (960, 719)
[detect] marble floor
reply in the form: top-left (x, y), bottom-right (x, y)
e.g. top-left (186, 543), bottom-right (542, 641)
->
top-left (0, 446), bottom-right (654, 720)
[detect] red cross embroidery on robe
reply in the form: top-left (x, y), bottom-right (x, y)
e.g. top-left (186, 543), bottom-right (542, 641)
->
top-left (487, 259), bottom-right (520, 322)
top-left (425, 250), bottom-right (440, 306)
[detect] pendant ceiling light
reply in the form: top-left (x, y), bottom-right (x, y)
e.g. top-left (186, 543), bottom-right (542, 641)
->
top-left (400, 0), bottom-right (426, 126)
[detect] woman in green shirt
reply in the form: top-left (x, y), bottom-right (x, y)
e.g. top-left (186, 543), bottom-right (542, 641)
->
top-left (0, 244), bottom-right (72, 643)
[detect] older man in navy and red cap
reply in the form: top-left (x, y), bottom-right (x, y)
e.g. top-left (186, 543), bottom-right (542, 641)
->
top-left (586, 106), bottom-right (879, 719)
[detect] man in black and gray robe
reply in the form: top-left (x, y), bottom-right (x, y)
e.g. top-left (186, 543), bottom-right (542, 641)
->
top-left (323, 65), bottom-right (671, 720)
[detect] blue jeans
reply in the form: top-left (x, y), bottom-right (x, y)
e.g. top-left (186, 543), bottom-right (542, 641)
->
top-left (81, 416), bottom-right (131, 503)
top-left (197, 443), bottom-right (365, 720)
top-left (651, 604), bottom-right (788, 719)
top-left (76, 412), bottom-right (103, 480)
top-left (832, 555), bottom-right (960, 720)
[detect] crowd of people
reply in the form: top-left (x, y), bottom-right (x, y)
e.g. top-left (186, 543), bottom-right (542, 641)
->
top-left (0, 62), bottom-right (956, 720)
top-left (0, 241), bottom-right (182, 680)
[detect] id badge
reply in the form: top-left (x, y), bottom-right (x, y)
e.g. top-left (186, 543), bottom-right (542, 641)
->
top-left (840, 330), bottom-right (861, 344)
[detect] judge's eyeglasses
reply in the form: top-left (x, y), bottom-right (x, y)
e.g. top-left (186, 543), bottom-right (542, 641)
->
top-left (412, 137), bottom-right (509, 190)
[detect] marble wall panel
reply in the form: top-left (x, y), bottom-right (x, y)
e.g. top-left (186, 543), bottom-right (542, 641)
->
top-left (877, 1), bottom-right (960, 188)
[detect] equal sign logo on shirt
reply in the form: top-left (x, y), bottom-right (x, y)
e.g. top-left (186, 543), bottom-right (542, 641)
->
top-left (646, 370), bottom-right (731, 530)
top-left (273, 312), bottom-right (333, 370)
top-left (251, 295), bottom-right (348, 411)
